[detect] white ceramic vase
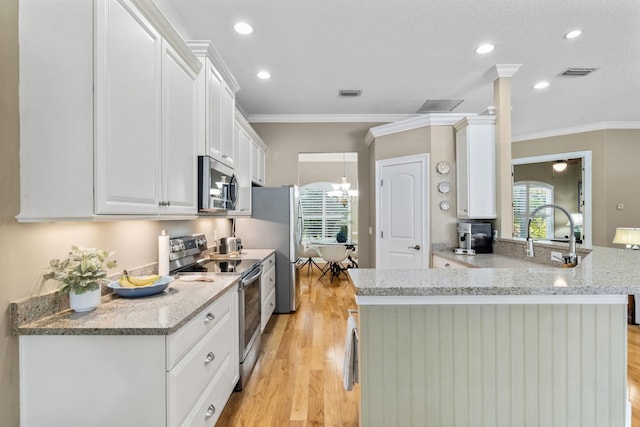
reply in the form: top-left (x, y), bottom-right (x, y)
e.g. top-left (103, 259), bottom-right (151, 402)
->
top-left (69, 286), bottom-right (102, 312)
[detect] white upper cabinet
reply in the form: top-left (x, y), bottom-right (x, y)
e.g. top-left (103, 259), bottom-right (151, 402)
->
top-left (160, 40), bottom-right (199, 215)
top-left (94, 0), bottom-right (162, 214)
top-left (250, 139), bottom-right (266, 186)
top-left (189, 41), bottom-right (240, 169)
top-left (17, 0), bottom-right (201, 221)
top-left (231, 110), bottom-right (263, 215)
top-left (454, 116), bottom-right (497, 219)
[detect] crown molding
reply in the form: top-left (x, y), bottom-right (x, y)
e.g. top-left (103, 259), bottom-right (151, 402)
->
top-left (486, 64), bottom-right (522, 80)
top-left (187, 40), bottom-right (240, 94)
top-left (246, 114), bottom-right (415, 123)
top-left (364, 113), bottom-right (477, 145)
top-left (512, 121), bottom-right (640, 142)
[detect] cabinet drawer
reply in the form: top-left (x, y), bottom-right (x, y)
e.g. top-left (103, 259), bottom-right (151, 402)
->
top-left (167, 291), bottom-right (230, 369)
top-left (181, 357), bottom-right (231, 427)
top-left (263, 252), bottom-right (276, 270)
top-left (261, 264), bottom-right (276, 296)
top-left (261, 286), bottom-right (276, 332)
top-left (168, 313), bottom-right (230, 426)
top-left (432, 255), bottom-right (468, 269)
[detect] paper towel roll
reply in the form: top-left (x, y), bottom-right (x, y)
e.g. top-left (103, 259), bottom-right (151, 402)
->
top-left (158, 230), bottom-right (169, 276)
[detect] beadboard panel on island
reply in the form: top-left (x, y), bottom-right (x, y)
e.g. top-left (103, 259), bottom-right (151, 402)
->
top-left (360, 303), bottom-right (626, 427)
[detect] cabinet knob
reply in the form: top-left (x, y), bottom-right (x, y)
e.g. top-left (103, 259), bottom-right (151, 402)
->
top-left (204, 352), bottom-right (215, 364)
top-left (205, 404), bottom-right (216, 419)
top-left (445, 263), bottom-right (451, 268)
top-left (204, 312), bottom-right (215, 323)
top-left (408, 245), bottom-right (421, 250)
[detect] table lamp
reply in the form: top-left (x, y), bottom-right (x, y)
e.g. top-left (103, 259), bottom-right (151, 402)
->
top-left (612, 227), bottom-right (640, 250)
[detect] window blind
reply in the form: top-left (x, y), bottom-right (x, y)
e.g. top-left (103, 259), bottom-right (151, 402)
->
top-left (513, 181), bottom-right (554, 239)
top-left (300, 182), bottom-right (351, 240)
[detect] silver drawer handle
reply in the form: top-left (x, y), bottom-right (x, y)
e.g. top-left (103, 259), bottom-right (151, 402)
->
top-left (408, 245), bottom-right (421, 250)
top-left (205, 352), bottom-right (215, 364)
top-left (204, 312), bottom-right (215, 323)
top-left (205, 404), bottom-right (216, 419)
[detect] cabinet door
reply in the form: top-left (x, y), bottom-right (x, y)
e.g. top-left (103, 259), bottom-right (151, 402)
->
top-left (455, 127), bottom-right (470, 217)
top-left (250, 140), bottom-right (265, 186)
top-left (455, 119), bottom-right (496, 219)
top-left (233, 125), bottom-right (253, 214)
top-left (161, 40), bottom-right (198, 215)
top-left (95, 0), bottom-right (162, 214)
top-left (220, 85), bottom-right (236, 167)
top-left (205, 63), bottom-right (224, 160)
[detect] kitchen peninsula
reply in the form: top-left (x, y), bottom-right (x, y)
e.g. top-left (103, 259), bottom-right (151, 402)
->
top-left (349, 244), bottom-right (640, 427)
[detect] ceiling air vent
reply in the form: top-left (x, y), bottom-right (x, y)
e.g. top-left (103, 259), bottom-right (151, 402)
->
top-left (558, 67), bottom-right (598, 77)
top-left (339, 89), bottom-right (362, 97)
top-left (416, 99), bottom-right (463, 113)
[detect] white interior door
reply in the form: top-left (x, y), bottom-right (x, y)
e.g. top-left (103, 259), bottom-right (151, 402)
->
top-left (376, 154), bottom-right (429, 269)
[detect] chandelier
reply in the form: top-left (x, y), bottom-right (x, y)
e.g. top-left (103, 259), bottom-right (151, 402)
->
top-left (328, 154), bottom-right (358, 207)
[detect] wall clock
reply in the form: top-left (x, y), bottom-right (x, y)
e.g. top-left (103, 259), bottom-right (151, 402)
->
top-left (437, 181), bottom-right (451, 194)
top-left (436, 161), bottom-right (451, 175)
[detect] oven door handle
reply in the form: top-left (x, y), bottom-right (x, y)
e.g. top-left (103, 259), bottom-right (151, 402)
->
top-left (240, 267), bottom-right (262, 286)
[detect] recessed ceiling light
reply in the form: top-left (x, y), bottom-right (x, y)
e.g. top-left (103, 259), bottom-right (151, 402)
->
top-left (533, 81), bottom-right (549, 89)
top-left (475, 43), bottom-right (495, 54)
top-left (234, 22), bottom-right (253, 35)
top-left (565, 29), bottom-right (582, 39)
top-left (257, 71), bottom-right (271, 80)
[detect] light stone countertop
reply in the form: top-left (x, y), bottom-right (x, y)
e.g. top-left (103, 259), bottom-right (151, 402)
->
top-left (13, 249), bottom-right (275, 336)
top-left (431, 247), bottom-right (543, 269)
top-left (349, 245), bottom-right (640, 297)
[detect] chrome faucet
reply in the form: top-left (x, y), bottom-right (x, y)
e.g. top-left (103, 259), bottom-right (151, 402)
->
top-left (526, 203), bottom-right (577, 265)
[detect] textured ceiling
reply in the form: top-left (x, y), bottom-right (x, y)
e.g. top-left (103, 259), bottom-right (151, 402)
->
top-left (160, 0), bottom-right (640, 140)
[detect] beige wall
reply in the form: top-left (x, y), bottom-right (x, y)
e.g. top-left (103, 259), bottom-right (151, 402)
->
top-left (252, 122), bottom-right (378, 267)
top-left (513, 129), bottom-right (640, 247)
top-left (0, 3), bottom-right (231, 424)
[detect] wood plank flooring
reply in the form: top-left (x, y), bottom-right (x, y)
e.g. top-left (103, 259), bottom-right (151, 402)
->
top-left (629, 325), bottom-right (640, 426)
top-left (216, 264), bottom-right (359, 427)
top-left (217, 264), bottom-right (640, 426)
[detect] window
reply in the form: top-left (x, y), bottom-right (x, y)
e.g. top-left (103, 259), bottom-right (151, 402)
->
top-left (300, 182), bottom-right (351, 240)
top-left (513, 181), bottom-right (554, 239)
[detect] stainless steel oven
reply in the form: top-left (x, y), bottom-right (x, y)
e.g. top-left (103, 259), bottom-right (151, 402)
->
top-left (236, 262), bottom-right (262, 391)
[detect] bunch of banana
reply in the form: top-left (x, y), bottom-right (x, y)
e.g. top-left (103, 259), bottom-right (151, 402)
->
top-left (118, 270), bottom-right (161, 288)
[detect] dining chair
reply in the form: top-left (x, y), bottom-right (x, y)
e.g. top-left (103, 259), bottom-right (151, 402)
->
top-left (298, 243), bottom-right (322, 277)
top-left (318, 245), bottom-right (350, 281)
top-left (346, 244), bottom-right (358, 268)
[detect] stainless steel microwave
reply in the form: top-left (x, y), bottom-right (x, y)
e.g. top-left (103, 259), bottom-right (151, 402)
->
top-left (198, 156), bottom-right (238, 212)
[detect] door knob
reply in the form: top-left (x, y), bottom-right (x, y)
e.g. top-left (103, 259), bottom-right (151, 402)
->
top-left (408, 245), bottom-right (421, 250)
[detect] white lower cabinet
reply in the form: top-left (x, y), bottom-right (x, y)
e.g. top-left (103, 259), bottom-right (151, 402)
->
top-left (260, 252), bottom-right (277, 331)
top-left (19, 285), bottom-right (239, 427)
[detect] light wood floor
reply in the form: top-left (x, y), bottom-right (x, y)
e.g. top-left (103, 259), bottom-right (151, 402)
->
top-left (217, 265), bottom-right (640, 426)
top-left (629, 325), bottom-right (640, 426)
top-left (217, 264), bottom-right (360, 426)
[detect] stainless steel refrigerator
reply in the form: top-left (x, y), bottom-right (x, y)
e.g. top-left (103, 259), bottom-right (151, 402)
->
top-left (235, 185), bottom-right (302, 313)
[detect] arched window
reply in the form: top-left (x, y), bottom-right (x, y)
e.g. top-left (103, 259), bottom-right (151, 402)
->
top-left (300, 182), bottom-right (351, 240)
top-left (513, 181), bottom-right (554, 239)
